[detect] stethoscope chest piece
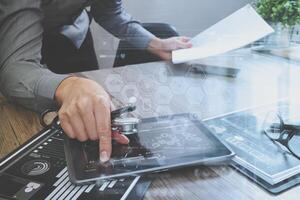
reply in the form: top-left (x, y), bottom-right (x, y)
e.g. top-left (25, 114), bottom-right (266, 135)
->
top-left (111, 105), bottom-right (140, 135)
top-left (112, 117), bottom-right (140, 135)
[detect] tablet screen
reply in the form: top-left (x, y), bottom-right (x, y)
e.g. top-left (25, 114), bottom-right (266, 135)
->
top-left (65, 114), bottom-right (234, 184)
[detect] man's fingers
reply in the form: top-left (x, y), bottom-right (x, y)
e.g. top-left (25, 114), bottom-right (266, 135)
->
top-left (176, 39), bottom-right (193, 49)
top-left (179, 36), bottom-right (191, 43)
top-left (63, 100), bottom-right (88, 142)
top-left (94, 96), bottom-right (111, 134)
top-left (112, 132), bottom-right (130, 144)
top-left (99, 134), bottom-right (112, 163)
top-left (59, 114), bottom-right (76, 139)
top-left (162, 37), bottom-right (193, 51)
top-left (77, 99), bottom-right (98, 140)
top-left (110, 101), bottom-right (116, 111)
top-left (55, 78), bottom-right (116, 163)
top-left (69, 112), bottom-right (88, 142)
top-left (94, 95), bottom-right (112, 163)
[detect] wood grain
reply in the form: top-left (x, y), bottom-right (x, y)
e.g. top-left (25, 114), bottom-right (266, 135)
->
top-left (0, 95), bottom-right (41, 159)
top-left (0, 100), bottom-right (19, 158)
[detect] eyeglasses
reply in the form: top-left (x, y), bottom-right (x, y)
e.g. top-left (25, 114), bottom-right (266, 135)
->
top-left (263, 112), bottom-right (300, 159)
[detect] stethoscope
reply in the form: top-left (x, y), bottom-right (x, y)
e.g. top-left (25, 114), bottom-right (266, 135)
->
top-left (40, 105), bottom-right (140, 135)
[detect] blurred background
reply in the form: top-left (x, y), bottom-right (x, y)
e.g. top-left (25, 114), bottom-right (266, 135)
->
top-left (90, 0), bottom-right (300, 68)
top-left (90, 0), bottom-right (252, 68)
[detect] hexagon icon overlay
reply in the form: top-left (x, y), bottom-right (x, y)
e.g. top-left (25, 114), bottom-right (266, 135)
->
top-left (104, 73), bottom-right (124, 93)
top-left (154, 86), bottom-right (173, 105)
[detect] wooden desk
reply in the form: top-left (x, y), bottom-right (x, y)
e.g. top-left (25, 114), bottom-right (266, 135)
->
top-left (0, 94), bottom-right (41, 158)
top-left (2, 49), bottom-right (300, 199)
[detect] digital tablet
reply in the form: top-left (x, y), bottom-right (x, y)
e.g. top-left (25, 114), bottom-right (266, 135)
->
top-left (64, 113), bottom-right (234, 185)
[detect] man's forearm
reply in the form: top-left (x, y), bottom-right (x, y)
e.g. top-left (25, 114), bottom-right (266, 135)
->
top-left (91, 0), bottom-right (155, 49)
top-left (0, 0), bottom-right (69, 113)
top-left (0, 60), bottom-right (69, 112)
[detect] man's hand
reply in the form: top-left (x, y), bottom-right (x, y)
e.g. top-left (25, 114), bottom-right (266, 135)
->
top-left (148, 36), bottom-right (192, 61)
top-left (55, 77), bottom-right (129, 162)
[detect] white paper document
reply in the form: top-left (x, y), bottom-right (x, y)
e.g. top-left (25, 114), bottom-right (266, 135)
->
top-left (172, 4), bottom-right (274, 64)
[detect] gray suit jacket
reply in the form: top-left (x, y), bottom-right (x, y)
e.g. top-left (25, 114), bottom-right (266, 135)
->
top-left (0, 0), bottom-right (154, 112)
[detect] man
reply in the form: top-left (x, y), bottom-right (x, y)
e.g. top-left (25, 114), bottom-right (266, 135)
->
top-left (0, 0), bottom-right (192, 162)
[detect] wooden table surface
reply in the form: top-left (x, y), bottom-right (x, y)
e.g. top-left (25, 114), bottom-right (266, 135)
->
top-left (0, 94), bottom-right (42, 158)
top-left (2, 48), bottom-right (300, 199)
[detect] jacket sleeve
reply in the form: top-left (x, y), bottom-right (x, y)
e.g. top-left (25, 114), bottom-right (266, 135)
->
top-left (0, 0), bottom-right (69, 113)
top-left (91, 0), bottom-right (155, 49)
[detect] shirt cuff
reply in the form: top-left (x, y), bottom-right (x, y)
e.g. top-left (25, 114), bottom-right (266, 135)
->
top-left (127, 27), bottom-right (155, 49)
top-left (35, 72), bottom-right (70, 102)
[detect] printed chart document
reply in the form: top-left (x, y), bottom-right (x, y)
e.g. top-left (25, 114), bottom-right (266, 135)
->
top-left (172, 4), bottom-right (274, 64)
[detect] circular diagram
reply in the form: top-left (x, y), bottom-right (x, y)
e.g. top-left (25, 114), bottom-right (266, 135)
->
top-left (21, 160), bottom-right (51, 176)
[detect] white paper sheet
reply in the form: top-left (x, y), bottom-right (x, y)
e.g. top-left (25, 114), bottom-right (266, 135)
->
top-left (172, 4), bottom-right (274, 64)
